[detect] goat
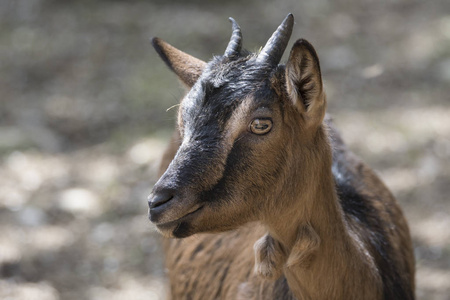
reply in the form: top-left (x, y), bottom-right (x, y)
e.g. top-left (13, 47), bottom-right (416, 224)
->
top-left (148, 14), bottom-right (415, 300)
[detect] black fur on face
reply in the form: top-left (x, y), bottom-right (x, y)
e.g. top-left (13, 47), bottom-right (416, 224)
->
top-left (180, 55), bottom-right (276, 137)
top-left (175, 55), bottom-right (280, 185)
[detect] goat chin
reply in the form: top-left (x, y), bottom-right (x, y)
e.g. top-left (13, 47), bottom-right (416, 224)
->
top-left (154, 206), bottom-right (204, 238)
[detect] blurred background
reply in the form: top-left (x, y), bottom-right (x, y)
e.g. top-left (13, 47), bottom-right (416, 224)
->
top-left (0, 0), bottom-right (449, 299)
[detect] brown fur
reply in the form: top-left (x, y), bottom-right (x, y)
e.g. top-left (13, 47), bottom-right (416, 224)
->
top-left (158, 124), bottom-right (413, 299)
top-left (150, 27), bottom-right (415, 300)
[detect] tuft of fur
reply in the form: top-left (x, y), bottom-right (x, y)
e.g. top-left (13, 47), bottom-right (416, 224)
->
top-left (254, 234), bottom-right (286, 280)
top-left (286, 224), bottom-right (320, 269)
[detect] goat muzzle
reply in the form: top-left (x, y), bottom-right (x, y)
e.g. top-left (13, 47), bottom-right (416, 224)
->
top-left (148, 186), bottom-right (203, 231)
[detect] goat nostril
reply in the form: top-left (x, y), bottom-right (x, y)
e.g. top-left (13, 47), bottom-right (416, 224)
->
top-left (149, 191), bottom-right (174, 209)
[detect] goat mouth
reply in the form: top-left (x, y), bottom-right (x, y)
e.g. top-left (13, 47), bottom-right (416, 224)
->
top-left (154, 205), bottom-right (204, 232)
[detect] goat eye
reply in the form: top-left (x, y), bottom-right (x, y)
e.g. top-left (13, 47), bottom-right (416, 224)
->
top-left (249, 118), bottom-right (272, 135)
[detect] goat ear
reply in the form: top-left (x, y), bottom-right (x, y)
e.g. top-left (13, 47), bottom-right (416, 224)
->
top-left (285, 39), bottom-right (326, 128)
top-left (152, 37), bottom-right (206, 88)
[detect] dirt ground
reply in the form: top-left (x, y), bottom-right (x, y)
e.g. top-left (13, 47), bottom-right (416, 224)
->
top-left (0, 0), bottom-right (449, 299)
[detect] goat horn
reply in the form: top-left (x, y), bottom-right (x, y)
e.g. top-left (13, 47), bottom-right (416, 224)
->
top-left (256, 13), bottom-right (294, 66)
top-left (224, 17), bottom-right (242, 57)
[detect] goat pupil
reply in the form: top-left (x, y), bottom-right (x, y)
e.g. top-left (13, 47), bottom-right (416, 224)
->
top-left (250, 119), bottom-right (272, 135)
